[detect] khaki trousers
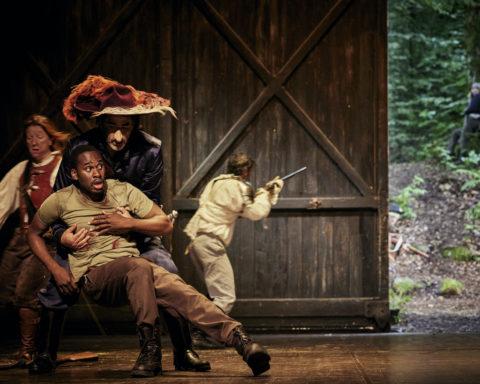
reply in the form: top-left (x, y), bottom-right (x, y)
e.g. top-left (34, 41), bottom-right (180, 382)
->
top-left (189, 234), bottom-right (236, 314)
top-left (81, 256), bottom-right (241, 345)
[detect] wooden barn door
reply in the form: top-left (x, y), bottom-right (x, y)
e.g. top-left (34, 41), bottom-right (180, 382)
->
top-left (1, 0), bottom-right (387, 332)
top-left (171, 0), bottom-right (389, 330)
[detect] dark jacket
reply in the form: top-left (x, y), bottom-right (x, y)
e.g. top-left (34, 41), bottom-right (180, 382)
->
top-left (52, 127), bottom-right (164, 241)
top-left (39, 127), bottom-right (168, 310)
top-left (464, 93), bottom-right (480, 115)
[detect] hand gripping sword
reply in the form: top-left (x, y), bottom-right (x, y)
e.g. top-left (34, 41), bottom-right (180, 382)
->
top-left (265, 167), bottom-right (307, 192)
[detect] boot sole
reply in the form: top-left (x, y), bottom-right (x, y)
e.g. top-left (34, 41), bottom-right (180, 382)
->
top-left (175, 362), bottom-right (211, 372)
top-left (28, 368), bottom-right (55, 375)
top-left (246, 350), bottom-right (270, 376)
top-left (131, 369), bottom-right (160, 378)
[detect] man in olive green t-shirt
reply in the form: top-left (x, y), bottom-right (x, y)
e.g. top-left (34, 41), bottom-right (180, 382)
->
top-left (27, 145), bottom-right (271, 378)
top-left (37, 174), bottom-right (153, 282)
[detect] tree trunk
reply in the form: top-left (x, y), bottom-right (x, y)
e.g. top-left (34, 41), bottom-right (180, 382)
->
top-left (466, 5), bottom-right (480, 80)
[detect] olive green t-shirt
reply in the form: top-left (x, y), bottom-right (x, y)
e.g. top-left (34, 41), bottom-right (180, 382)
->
top-left (37, 179), bottom-right (154, 281)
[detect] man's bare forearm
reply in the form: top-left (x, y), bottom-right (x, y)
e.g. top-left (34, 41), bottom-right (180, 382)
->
top-left (27, 215), bottom-right (64, 275)
top-left (91, 204), bottom-right (173, 237)
top-left (27, 230), bottom-right (62, 274)
top-left (128, 215), bottom-right (173, 236)
top-left (28, 213), bottom-right (77, 295)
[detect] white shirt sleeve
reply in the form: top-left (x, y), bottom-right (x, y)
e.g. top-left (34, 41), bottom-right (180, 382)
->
top-left (0, 161), bottom-right (27, 229)
top-left (239, 184), bottom-right (272, 221)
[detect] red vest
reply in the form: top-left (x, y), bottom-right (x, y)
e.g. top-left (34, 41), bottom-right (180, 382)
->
top-left (19, 155), bottom-right (61, 228)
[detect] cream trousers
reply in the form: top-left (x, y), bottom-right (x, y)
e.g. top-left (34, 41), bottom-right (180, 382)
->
top-left (189, 234), bottom-right (236, 314)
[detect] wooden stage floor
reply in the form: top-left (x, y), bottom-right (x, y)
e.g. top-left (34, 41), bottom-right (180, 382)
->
top-left (1, 333), bottom-right (479, 383)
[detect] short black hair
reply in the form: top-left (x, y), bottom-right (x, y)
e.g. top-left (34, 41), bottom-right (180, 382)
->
top-left (70, 144), bottom-right (102, 169)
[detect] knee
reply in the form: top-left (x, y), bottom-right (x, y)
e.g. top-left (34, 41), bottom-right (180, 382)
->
top-left (223, 301), bottom-right (235, 314)
top-left (225, 293), bottom-right (236, 309)
top-left (141, 251), bottom-right (178, 274)
top-left (126, 257), bottom-right (154, 280)
top-left (161, 260), bottom-right (178, 274)
top-left (217, 294), bottom-right (236, 314)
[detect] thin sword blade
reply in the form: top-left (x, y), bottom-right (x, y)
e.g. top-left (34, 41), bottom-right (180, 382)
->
top-left (281, 166), bottom-right (307, 181)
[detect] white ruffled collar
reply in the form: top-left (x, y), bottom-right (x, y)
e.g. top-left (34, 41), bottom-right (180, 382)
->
top-left (31, 151), bottom-right (60, 167)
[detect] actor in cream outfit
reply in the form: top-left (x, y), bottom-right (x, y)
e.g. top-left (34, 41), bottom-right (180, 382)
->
top-left (185, 153), bottom-right (283, 316)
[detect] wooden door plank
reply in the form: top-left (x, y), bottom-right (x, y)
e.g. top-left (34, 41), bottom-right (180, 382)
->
top-left (173, 196), bottom-right (379, 210)
top-left (230, 297), bottom-right (386, 317)
top-left (42, 0), bottom-right (147, 116)
top-left (176, 85), bottom-right (276, 197)
top-left (275, 0), bottom-right (353, 85)
top-left (0, 0), bottom-right (146, 169)
top-left (278, 88), bottom-right (373, 196)
top-left (177, 0), bottom-right (370, 198)
top-left (25, 53), bottom-right (56, 96)
top-left (192, 0), bottom-right (271, 83)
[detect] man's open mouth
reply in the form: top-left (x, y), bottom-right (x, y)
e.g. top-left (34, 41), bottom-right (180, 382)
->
top-left (92, 179), bottom-right (104, 190)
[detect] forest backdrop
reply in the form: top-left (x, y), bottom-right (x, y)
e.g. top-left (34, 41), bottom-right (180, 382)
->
top-left (388, 0), bottom-right (480, 162)
top-left (388, 0), bottom-right (480, 333)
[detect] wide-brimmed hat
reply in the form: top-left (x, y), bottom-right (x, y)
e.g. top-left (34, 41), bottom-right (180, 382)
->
top-left (63, 75), bottom-right (176, 123)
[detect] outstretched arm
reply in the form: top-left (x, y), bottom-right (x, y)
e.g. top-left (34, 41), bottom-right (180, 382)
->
top-left (241, 188), bottom-right (272, 221)
top-left (27, 214), bottom-right (77, 295)
top-left (241, 177), bottom-right (284, 220)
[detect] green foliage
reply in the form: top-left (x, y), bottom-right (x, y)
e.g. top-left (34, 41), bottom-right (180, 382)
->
top-left (393, 277), bottom-right (421, 296)
top-left (439, 278), bottom-right (464, 296)
top-left (388, 0), bottom-right (471, 162)
top-left (389, 277), bottom-right (422, 317)
top-left (452, 151), bottom-right (480, 191)
top-left (465, 201), bottom-right (480, 237)
top-left (442, 246), bottom-right (478, 261)
top-left (391, 175), bottom-right (426, 219)
top-left (429, 147), bottom-right (480, 190)
top-left (428, 146), bottom-right (455, 167)
top-left (389, 288), bottom-right (411, 313)
top-left (432, 149), bottom-right (480, 189)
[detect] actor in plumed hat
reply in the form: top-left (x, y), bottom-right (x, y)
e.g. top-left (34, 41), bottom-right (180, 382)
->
top-left (31, 75), bottom-right (210, 374)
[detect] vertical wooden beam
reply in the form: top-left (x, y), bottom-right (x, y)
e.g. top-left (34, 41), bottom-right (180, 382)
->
top-left (375, 0), bottom-right (389, 299)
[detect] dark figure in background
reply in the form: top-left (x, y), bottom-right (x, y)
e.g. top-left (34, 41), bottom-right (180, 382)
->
top-left (448, 82), bottom-right (480, 158)
top-left (27, 146), bottom-right (271, 378)
top-left (0, 115), bottom-right (69, 366)
top-left (31, 75), bottom-right (209, 374)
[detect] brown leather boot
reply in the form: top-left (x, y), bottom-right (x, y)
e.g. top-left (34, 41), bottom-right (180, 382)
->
top-left (28, 309), bottom-right (65, 374)
top-left (16, 307), bottom-right (41, 367)
top-left (230, 326), bottom-right (270, 376)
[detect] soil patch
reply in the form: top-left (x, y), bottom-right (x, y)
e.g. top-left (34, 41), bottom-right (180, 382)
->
top-left (389, 162), bottom-right (480, 333)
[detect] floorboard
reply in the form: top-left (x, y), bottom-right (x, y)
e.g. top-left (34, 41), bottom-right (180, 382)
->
top-left (1, 333), bottom-right (479, 383)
